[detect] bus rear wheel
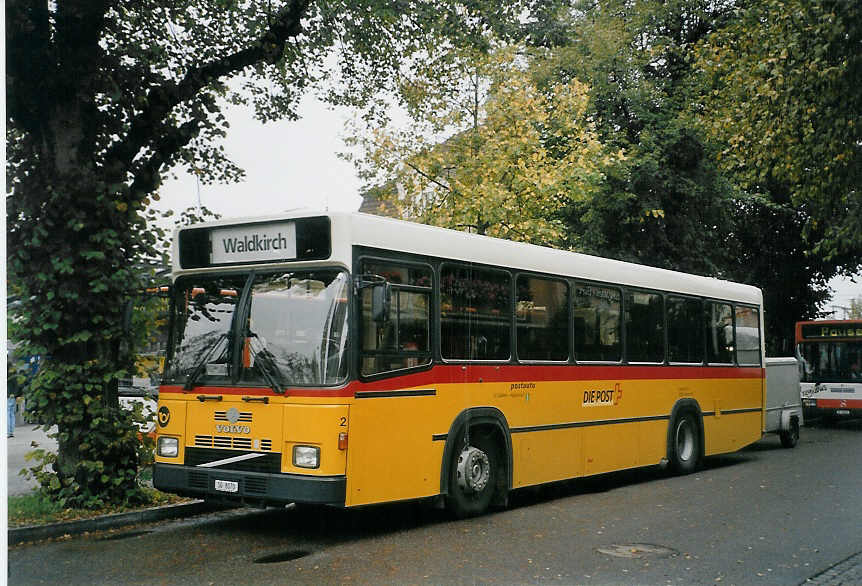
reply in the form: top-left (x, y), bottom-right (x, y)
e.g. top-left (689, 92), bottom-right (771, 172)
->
top-left (669, 412), bottom-right (700, 474)
top-left (446, 431), bottom-right (499, 518)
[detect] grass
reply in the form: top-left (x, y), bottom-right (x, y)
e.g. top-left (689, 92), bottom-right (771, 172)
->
top-left (8, 488), bottom-right (189, 529)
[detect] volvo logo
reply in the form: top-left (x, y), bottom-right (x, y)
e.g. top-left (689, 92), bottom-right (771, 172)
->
top-left (215, 407), bottom-right (249, 433)
top-left (215, 424), bottom-right (251, 434)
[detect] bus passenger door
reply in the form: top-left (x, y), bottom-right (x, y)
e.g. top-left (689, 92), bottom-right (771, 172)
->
top-left (347, 259), bottom-right (439, 507)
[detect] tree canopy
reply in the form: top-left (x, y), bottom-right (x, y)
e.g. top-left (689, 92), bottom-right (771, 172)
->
top-left (697, 0), bottom-right (861, 265)
top-left (347, 46), bottom-right (624, 246)
top-left (548, 0), bottom-right (739, 277)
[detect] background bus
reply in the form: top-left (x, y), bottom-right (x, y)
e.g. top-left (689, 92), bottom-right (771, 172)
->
top-left (797, 319), bottom-right (862, 420)
top-left (154, 211), bottom-right (765, 517)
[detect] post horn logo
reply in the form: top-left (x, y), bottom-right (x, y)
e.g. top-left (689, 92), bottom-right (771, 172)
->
top-left (157, 406), bottom-right (171, 427)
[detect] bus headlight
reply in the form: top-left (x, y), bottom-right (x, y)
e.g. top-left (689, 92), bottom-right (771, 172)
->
top-left (157, 436), bottom-right (179, 458)
top-left (293, 445), bottom-right (320, 469)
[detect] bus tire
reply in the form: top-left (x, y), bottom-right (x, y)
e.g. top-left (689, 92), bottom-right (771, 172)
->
top-left (446, 430), bottom-right (500, 518)
top-left (779, 416), bottom-right (800, 449)
top-left (669, 412), bottom-right (700, 474)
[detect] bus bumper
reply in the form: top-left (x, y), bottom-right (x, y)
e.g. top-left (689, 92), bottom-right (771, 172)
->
top-left (154, 463), bottom-right (346, 506)
top-left (802, 399), bottom-right (862, 421)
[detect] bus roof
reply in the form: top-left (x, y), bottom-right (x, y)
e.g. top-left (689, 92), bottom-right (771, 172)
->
top-left (173, 210), bottom-right (763, 305)
top-left (795, 319), bottom-right (862, 326)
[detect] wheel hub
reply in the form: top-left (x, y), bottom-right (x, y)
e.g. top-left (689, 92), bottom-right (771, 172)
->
top-left (456, 446), bottom-right (490, 493)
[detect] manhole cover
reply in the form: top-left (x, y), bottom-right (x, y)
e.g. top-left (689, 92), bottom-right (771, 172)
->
top-left (254, 550), bottom-right (310, 564)
top-left (596, 543), bottom-right (678, 559)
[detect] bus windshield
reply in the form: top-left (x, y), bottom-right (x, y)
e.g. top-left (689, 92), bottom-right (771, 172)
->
top-left (797, 341), bottom-right (862, 383)
top-left (165, 270), bottom-right (350, 388)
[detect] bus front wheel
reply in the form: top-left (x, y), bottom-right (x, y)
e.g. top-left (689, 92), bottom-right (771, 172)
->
top-left (669, 412), bottom-right (700, 474)
top-left (446, 431), bottom-right (499, 518)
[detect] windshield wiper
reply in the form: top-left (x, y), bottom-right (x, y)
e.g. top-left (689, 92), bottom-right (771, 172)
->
top-left (183, 332), bottom-right (230, 390)
top-left (248, 332), bottom-right (285, 394)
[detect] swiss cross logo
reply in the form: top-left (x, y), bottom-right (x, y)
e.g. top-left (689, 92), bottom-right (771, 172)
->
top-left (582, 383), bottom-right (623, 407)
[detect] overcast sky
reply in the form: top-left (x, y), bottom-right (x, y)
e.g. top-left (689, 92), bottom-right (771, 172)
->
top-left (154, 97), bottom-right (860, 312)
top-left (826, 275), bottom-right (861, 317)
top-left (155, 95), bottom-right (363, 220)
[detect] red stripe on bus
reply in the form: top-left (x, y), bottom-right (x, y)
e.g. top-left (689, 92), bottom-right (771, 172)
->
top-left (160, 364), bottom-right (763, 398)
top-left (815, 399), bottom-right (862, 408)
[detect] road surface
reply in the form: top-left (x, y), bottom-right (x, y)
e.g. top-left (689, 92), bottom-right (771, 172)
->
top-left (8, 419), bottom-right (862, 585)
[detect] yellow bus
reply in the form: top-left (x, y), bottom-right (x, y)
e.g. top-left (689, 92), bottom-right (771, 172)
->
top-left (154, 211), bottom-right (765, 516)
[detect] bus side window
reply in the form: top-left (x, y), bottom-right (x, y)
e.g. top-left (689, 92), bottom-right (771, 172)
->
top-left (441, 264), bottom-right (511, 361)
top-left (667, 296), bottom-right (703, 363)
top-left (516, 275), bottom-right (569, 362)
top-left (734, 306), bottom-right (761, 366)
top-left (573, 283), bottom-right (621, 362)
top-left (624, 290), bottom-right (665, 363)
top-left (706, 302), bottom-right (734, 364)
top-left (359, 261), bottom-right (432, 376)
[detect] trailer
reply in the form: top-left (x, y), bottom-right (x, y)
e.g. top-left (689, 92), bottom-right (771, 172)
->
top-left (765, 357), bottom-right (803, 448)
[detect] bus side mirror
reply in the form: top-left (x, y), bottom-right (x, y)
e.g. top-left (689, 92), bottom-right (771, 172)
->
top-left (371, 282), bottom-right (391, 323)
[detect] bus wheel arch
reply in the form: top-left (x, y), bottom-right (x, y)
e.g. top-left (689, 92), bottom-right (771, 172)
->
top-left (440, 407), bottom-right (511, 517)
top-left (667, 400), bottom-right (704, 474)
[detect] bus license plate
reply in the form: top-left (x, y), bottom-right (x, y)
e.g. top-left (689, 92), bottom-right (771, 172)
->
top-left (836, 409), bottom-right (850, 416)
top-left (214, 479), bottom-right (238, 493)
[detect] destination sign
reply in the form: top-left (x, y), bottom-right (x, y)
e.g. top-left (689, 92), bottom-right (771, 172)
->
top-left (800, 324), bottom-right (862, 340)
top-left (211, 222), bottom-right (297, 265)
top-left (177, 216), bottom-right (331, 269)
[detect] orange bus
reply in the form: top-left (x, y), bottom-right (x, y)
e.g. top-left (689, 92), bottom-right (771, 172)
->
top-left (154, 211), bottom-right (765, 516)
top-left (797, 319), bottom-right (862, 420)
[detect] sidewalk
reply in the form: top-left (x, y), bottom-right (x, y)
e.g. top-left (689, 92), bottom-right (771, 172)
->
top-left (7, 423), bottom-right (57, 496)
top-left (9, 500), bottom-right (223, 546)
top-left (6, 423), bottom-right (228, 545)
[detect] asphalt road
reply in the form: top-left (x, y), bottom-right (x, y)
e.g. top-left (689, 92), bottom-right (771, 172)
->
top-left (8, 419), bottom-right (862, 585)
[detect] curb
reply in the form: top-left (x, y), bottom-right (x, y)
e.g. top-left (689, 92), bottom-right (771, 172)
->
top-left (804, 551), bottom-right (862, 585)
top-left (8, 500), bottom-right (228, 546)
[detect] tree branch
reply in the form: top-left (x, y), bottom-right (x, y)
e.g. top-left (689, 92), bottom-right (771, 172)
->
top-left (103, 0), bottom-right (311, 177)
top-left (405, 160), bottom-right (453, 193)
top-left (128, 119), bottom-right (201, 199)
